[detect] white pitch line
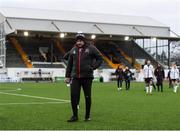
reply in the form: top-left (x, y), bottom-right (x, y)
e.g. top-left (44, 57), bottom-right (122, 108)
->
top-left (0, 91), bottom-right (70, 102)
top-left (0, 101), bottom-right (68, 105)
top-left (0, 89), bottom-right (20, 92)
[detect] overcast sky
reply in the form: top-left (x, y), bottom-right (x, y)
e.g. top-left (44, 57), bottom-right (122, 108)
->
top-left (0, 0), bottom-right (180, 35)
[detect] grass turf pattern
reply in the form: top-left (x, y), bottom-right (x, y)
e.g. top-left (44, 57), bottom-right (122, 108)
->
top-left (0, 82), bottom-right (180, 130)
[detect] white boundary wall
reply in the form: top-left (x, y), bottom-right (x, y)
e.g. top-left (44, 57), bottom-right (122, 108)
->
top-left (0, 68), bottom-right (170, 83)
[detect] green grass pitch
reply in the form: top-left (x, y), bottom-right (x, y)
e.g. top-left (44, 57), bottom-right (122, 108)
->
top-left (0, 82), bottom-right (180, 130)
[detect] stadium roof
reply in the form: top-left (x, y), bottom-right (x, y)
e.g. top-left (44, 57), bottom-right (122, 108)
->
top-left (0, 7), bottom-right (171, 37)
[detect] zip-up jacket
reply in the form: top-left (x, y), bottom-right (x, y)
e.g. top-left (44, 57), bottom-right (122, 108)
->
top-left (65, 44), bottom-right (103, 78)
top-left (154, 67), bottom-right (165, 80)
top-left (115, 68), bottom-right (124, 79)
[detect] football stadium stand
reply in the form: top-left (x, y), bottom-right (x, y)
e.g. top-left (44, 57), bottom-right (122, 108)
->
top-left (0, 7), bottom-right (180, 82)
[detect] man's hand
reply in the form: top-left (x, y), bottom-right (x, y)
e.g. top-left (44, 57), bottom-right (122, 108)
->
top-left (65, 77), bottom-right (71, 84)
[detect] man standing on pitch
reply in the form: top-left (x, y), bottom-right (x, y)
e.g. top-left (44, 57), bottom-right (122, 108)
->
top-left (65, 33), bottom-right (102, 122)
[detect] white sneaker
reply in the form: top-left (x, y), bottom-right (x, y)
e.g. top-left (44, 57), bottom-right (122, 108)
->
top-left (77, 105), bottom-right (80, 109)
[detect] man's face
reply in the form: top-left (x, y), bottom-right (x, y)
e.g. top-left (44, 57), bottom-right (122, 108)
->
top-left (171, 63), bottom-right (176, 68)
top-left (76, 39), bottom-right (85, 48)
top-left (147, 60), bottom-right (151, 65)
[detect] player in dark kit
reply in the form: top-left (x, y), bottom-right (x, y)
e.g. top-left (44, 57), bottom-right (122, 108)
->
top-left (154, 64), bottom-right (165, 92)
top-left (115, 65), bottom-right (124, 91)
top-left (124, 66), bottom-right (132, 90)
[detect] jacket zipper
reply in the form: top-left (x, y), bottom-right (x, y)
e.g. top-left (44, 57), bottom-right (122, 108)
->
top-left (78, 48), bottom-right (81, 78)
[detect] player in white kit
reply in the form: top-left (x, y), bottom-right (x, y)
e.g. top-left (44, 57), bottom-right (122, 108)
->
top-left (169, 63), bottom-right (179, 93)
top-left (143, 60), bottom-right (154, 95)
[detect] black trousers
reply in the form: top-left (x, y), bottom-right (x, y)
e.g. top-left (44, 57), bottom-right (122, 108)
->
top-left (117, 78), bottom-right (123, 88)
top-left (157, 83), bottom-right (163, 92)
top-left (125, 79), bottom-right (130, 90)
top-left (70, 78), bottom-right (93, 118)
top-left (156, 78), bottom-right (163, 92)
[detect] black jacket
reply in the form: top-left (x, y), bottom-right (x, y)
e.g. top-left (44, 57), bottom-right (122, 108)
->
top-left (63, 51), bottom-right (70, 61)
top-left (63, 51), bottom-right (70, 65)
top-left (115, 68), bottom-right (124, 79)
top-left (154, 67), bottom-right (165, 80)
top-left (124, 69), bottom-right (132, 80)
top-left (65, 44), bottom-right (103, 78)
